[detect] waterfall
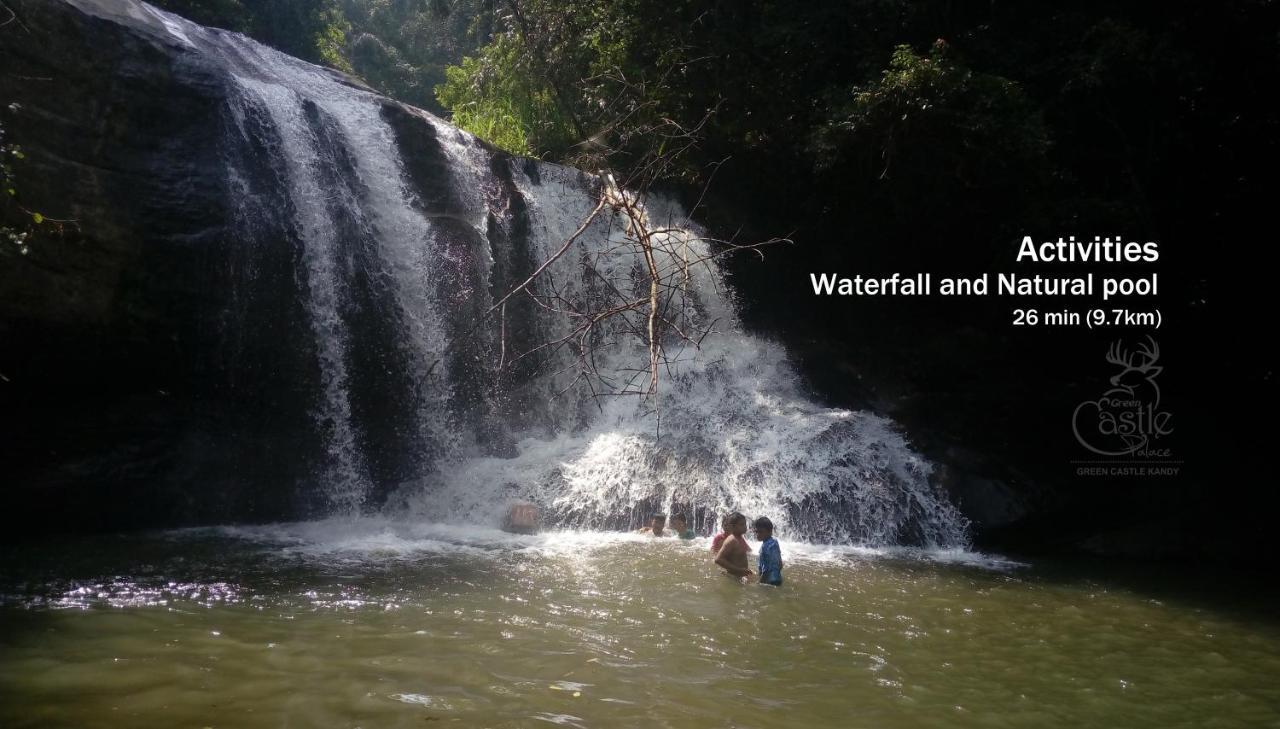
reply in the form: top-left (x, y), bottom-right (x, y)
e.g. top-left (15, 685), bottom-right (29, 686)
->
top-left (211, 19), bottom-right (461, 513)
top-left (135, 1), bottom-right (968, 547)
top-left (243, 78), bottom-right (369, 513)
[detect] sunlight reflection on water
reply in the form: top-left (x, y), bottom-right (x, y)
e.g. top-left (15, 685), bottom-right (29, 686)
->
top-left (0, 521), bottom-right (1276, 729)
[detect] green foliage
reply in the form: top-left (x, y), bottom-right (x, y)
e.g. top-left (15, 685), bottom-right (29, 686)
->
top-left (437, 55), bottom-right (528, 155)
top-left (435, 35), bottom-right (575, 157)
top-left (434, 0), bottom-right (713, 179)
top-left (812, 42), bottom-right (1050, 199)
top-left (340, 0), bottom-right (490, 113)
top-left (314, 7), bottom-right (354, 73)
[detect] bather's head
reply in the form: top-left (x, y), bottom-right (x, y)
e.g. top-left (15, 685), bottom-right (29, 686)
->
top-left (726, 512), bottom-right (747, 537)
top-left (752, 516), bottom-right (774, 541)
top-left (648, 513), bottom-right (666, 535)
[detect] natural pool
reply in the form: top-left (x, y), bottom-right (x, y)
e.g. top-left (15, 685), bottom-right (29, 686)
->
top-left (1, 521), bottom-right (1277, 728)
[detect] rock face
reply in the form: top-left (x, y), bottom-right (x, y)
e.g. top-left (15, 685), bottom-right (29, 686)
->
top-left (2, 0), bottom-right (314, 530)
top-left (0, 0), bottom-right (972, 547)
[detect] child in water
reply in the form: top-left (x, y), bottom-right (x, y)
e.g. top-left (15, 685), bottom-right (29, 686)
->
top-left (713, 512), bottom-right (753, 580)
top-left (635, 513), bottom-right (668, 536)
top-left (753, 517), bottom-right (783, 586)
top-left (670, 513), bottom-right (696, 540)
top-left (710, 513), bottom-right (749, 554)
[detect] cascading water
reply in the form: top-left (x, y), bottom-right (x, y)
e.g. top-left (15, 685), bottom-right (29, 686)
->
top-left (209, 14), bottom-right (463, 512)
top-left (228, 76), bottom-right (371, 513)
top-left (415, 169), bottom-right (969, 547)
top-left (134, 0), bottom-right (968, 547)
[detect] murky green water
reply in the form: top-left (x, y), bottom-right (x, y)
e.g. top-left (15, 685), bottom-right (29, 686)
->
top-left (1, 521), bottom-right (1277, 728)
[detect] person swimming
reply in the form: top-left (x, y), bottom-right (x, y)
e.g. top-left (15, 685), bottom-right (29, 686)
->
top-left (635, 513), bottom-right (668, 536)
top-left (713, 512), bottom-right (753, 581)
top-left (670, 513), bottom-right (696, 540)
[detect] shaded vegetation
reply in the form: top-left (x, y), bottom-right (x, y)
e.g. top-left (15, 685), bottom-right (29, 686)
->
top-left (431, 1), bottom-right (1276, 268)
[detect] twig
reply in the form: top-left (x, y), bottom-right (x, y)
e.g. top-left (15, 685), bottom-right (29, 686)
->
top-left (487, 197), bottom-right (606, 314)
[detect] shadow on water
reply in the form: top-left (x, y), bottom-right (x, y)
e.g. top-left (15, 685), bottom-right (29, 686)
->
top-left (997, 552), bottom-right (1280, 629)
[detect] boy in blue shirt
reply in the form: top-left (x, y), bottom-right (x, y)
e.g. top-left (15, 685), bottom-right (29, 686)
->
top-left (753, 517), bottom-right (783, 586)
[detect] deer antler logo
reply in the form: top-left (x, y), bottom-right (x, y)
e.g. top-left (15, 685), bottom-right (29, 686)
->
top-left (1104, 335), bottom-right (1162, 407)
top-left (1072, 336), bottom-right (1173, 457)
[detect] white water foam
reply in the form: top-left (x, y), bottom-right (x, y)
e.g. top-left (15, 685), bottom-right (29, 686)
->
top-left (406, 164), bottom-right (970, 547)
top-left (173, 518), bottom-right (1020, 571)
